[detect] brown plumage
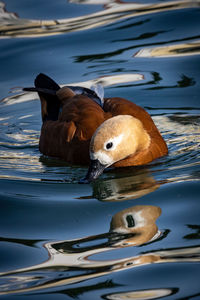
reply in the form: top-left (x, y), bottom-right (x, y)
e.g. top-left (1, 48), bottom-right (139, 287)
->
top-left (24, 73), bottom-right (168, 182)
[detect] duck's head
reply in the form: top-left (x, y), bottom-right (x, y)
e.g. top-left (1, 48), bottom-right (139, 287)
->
top-left (80, 115), bottom-right (150, 183)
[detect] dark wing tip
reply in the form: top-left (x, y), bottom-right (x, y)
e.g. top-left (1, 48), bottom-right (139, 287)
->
top-left (23, 87), bottom-right (57, 95)
top-left (35, 73), bottom-right (60, 91)
top-left (23, 87), bottom-right (37, 92)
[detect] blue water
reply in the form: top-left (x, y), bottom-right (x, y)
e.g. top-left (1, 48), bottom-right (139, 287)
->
top-left (0, 0), bottom-right (200, 299)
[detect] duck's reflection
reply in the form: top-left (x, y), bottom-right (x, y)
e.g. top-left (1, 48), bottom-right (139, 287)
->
top-left (0, 205), bottom-right (161, 294)
top-left (110, 205), bottom-right (161, 246)
top-left (91, 167), bottom-right (159, 201)
top-left (38, 144), bottom-right (160, 199)
top-left (1, 204), bottom-right (200, 295)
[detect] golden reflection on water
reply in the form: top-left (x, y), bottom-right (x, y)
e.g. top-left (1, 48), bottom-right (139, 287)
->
top-left (154, 115), bottom-right (200, 162)
top-left (0, 203), bottom-right (200, 295)
top-left (104, 288), bottom-right (176, 300)
top-left (135, 41), bottom-right (200, 58)
top-left (0, 0), bottom-right (200, 38)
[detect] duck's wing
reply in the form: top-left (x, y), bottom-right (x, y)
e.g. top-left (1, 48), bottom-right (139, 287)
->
top-left (36, 80), bottom-right (106, 164)
top-left (23, 73), bottom-right (61, 122)
top-left (90, 84), bottom-right (104, 105)
top-left (39, 95), bottom-right (105, 164)
top-left (39, 118), bottom-right (91, 164)
top-left (67, 84), bottom-right (104, 108)
top-left (23, 73), bottom-right (60, 95)
top-left (23, 74), bottom-right (106, 164)
top-left (24, 74), bottom-right (104, 120)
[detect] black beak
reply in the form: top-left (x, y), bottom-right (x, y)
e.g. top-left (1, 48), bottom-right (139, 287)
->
top-left (79, 159), bottom-right (106, 184)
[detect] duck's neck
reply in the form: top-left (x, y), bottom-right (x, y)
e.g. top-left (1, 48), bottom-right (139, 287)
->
top-left (129, 117), bottom-right (151, 153)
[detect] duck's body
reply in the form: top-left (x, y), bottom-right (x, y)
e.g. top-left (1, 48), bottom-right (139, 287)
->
top-left (39, 91), bottom-right (105, 165)
top-left (25, 74), bottom-right (168, 181)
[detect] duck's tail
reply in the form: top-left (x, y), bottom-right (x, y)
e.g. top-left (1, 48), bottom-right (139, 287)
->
top-left (24, 73), bottom-right (61, 122)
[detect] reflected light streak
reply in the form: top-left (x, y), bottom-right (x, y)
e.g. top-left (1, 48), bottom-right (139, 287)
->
top-left (105, 288), bottom-right (176, 300)
top-left (0, 175), bottom-right (40, 181)
top-left (154, 115), bottom-right (200, 155)
top-left (134, 41), bottom-right (200, 58)
top-left (0, 2), bottom-right (17, 21)
top-left (0, 244), bottom-right (199, 295)
top-left (18, 114), bottom-right (33, 120)
top-left (152, 114), bottom-right (200, 184)
top-left (0, 0), bottom-right (200, 38)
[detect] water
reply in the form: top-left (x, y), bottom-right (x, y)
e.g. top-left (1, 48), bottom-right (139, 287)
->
top-left (0, 0), bottom-right (200, 299)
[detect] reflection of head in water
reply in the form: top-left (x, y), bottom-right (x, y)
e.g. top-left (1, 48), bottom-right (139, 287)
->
top-left (110, 205), bottom-right (161, 247)
top-left (92, 167), bottom-right (159, 202)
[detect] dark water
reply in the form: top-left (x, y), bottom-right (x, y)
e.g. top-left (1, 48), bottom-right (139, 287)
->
top-left (0, 0), bottom-right (200, 299)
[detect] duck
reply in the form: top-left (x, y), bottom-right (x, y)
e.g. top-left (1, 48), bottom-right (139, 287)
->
top-left (24, 73), bottom-right (168, 183)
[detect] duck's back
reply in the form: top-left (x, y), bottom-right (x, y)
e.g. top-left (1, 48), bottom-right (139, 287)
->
top-left (40, 94), bottom-right (106, 165)
top-left (28, 73), bottom-right (105, 165)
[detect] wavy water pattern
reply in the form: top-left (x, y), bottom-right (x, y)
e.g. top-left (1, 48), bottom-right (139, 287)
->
top-left (0, 1), bottom-right (200, 37)
top-left (0, 0), bottom-right (200, 299)
top-left (0, 202), bottom-right (199, 295)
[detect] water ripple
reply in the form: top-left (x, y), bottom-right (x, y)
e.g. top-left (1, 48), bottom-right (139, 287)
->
top-left (1, 204), bottom-right (199, 295)
top-left (0, 0), bottom-right (200, 38)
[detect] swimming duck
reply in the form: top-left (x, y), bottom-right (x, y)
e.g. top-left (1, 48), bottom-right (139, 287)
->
top-left (24, 73), bottom-right (168, 182)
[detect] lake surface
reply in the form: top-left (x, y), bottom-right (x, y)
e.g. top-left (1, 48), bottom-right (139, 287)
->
top-left (0, 0), bottom-right (200, 299)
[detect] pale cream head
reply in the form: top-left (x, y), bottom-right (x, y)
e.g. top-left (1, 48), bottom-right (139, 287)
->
top-left (90, 115), bottom-right (150, 166)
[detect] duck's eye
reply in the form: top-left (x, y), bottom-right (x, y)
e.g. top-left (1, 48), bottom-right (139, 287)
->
top-left (126, 215), bottom-right (135, 228)
top-left (106, 142), bottom-right (113, 150)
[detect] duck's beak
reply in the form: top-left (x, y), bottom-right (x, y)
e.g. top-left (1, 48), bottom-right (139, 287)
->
top-left (79, 159), bottom-right (106, 183)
